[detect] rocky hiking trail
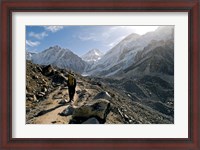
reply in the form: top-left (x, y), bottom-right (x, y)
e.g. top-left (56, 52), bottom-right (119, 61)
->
top-left (26, 70), bottom-right (118, 124)
top-left (26, 61), bottom-right (173, 124)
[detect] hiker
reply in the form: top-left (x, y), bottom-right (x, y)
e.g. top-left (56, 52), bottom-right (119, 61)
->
top-left (67, 72), bottom-right (76, 103)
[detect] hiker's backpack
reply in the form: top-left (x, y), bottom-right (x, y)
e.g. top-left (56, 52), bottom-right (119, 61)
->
top-left (68, 74), bottom-right (75, 86)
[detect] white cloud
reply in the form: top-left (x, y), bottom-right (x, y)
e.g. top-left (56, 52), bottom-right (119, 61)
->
top-left (29, 31), bottom-right (48, 39)
top-left (26, 40), bottom-right (40, 47)
top-left (44, 26), bottom-right (64, 32)
top-left (104, 26), bottom-right (159, 49)
top-left (110, 26), bottom-right (159, 35)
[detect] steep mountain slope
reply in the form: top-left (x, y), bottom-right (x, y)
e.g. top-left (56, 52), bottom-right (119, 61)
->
top-left (82, 48), bottom-right (104, 63)
top-left (85, 26), bottom-right (174, 77)
top-left (98, 38), bottom-right (174, 118)
top-left (26, 61), bottom-right (173, 124)
top-left (32, 45), bottom-right (87, 73)
top-left (82, 26), bottom-right (174, 121)
top-left (111, 39), bottom-right (174, 78)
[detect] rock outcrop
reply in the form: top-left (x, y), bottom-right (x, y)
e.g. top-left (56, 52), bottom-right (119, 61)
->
top-left (93, 91), bottom-right (112, 100)
top-left (69, 99), bottom-right (110, 124)
top-left (59, 105), bottom-right (74, 116)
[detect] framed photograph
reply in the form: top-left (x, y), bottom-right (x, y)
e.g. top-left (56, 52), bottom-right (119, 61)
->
top-left (1, 0), bottom-right (199, 149)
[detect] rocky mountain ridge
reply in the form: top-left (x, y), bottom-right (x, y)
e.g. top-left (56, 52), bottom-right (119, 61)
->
top-left (31, 45), bottom-right (87, 74)
top-left (26, 61), bottom-right (173, 124)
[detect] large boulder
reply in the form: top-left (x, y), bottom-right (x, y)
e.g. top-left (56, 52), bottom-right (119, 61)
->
top-left (93, 91), bottom-right (111, 100)
top-left (59, 105), bottom-right (74, 116)
top-left (71, 99), bottom-right (110, 123)
top-left (42, 65), bottom-right (54, 76)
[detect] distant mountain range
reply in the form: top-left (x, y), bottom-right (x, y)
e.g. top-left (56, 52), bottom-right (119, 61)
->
top-left (27, 26), bottom-right (174, 77)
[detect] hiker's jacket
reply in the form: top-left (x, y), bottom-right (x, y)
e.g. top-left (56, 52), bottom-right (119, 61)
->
top-left (67, 74), bottom-right (76, 87)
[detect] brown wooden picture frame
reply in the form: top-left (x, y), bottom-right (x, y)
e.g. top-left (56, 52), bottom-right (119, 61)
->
top-left (0, 0), bottom-right (199, 149)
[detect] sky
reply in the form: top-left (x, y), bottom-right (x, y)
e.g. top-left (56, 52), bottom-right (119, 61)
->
top-left (26, 26), bottom-right (159, 56)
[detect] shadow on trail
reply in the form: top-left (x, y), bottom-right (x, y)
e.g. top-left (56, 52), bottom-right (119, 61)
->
top-left (34, 104), bottom-right (66, 117)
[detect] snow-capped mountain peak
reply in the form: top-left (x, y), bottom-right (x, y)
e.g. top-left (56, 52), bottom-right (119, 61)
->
top-left (26, 51), bottom-right (37, 60)
top-left (31, 45), bottom-right (87, 73)
top-left (82, 48), bottom-right (104, 62)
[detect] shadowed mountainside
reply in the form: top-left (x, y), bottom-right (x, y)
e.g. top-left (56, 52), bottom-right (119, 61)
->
top-left (26, 61), bottom-right (173, 124)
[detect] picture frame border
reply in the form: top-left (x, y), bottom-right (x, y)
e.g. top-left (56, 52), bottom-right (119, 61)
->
top-left (1, 0), bottom-right (199, 149)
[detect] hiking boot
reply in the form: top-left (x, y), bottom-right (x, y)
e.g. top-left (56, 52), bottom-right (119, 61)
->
top-left (59, 99), bottom-right (67, 105)
top-left (64, 99), bottom-right (69, 103)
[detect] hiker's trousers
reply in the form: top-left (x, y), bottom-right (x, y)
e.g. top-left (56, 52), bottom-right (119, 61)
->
top-left (68, 86), bottom-right (76, 101)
